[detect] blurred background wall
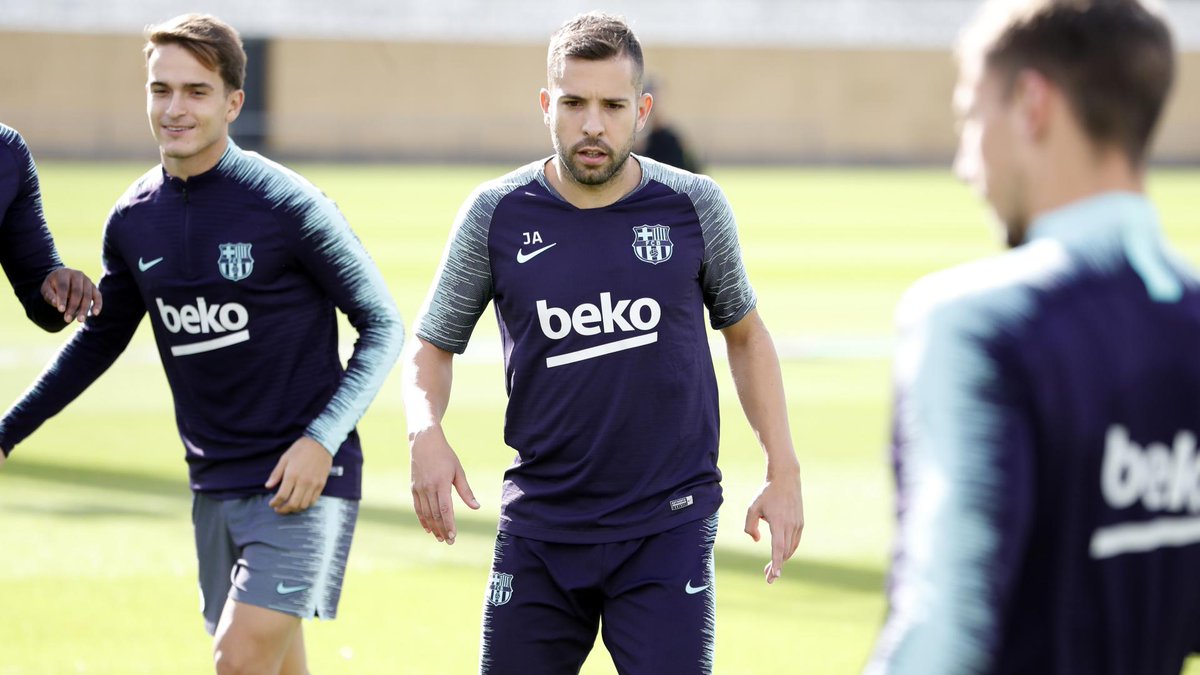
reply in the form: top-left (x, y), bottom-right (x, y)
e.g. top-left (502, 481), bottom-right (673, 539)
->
top-left (2, 0), bottom-right (1198, 164)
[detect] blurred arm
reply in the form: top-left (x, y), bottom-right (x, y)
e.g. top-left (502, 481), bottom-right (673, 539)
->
top-left (866, 293), bottom-right (1035, 674)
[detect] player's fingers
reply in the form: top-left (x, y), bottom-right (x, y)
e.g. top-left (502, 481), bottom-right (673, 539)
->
top-left (270, 471), bottom-right (296, 511)
top-left (41, 273), bottom-right (60, 308)
top-left (744, 506), bottom-right (762, 542)
top-left (411, 490), bottom-right (432, 533)
top-left (421, 491), bottom-right (445, 541)
top-left (90, 283), bottom-right (103, 316)
top-left (768, 530), bottom-right (786, 584)
top-left (63, 272), bottom-right (87, 323)
top-left (291, 486), bottom-right (315, 514)
top-left (70, 275), bottom-right (97, 322)
top-left (265, 457), bottom-right (286, 490)
top-left (787, 522), bottom-right (803, 559)
top-left (437, 487), bottom-right (458, 544)
top-left (453, 469), bottom-right (480, 510)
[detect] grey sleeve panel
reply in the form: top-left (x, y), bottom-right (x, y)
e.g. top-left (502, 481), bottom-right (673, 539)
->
top-left (640, 157), bottom-right (757, 329)
top-left (415, 161), bottom-right (542, 353)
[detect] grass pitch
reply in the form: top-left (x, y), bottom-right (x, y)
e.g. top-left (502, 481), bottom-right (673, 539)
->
top-left (1, 163), bottom-right (1198, 674)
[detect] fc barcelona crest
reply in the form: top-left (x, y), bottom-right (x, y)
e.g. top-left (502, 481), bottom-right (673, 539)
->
top-left (632, 224), bottom-right (673, 265)
top-left (218, 243), bottom-right (254, 282)
top-left (487, 572), bottom-right (514, 607)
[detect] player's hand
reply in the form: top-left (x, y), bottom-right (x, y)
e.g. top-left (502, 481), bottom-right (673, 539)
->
top-left (744, 469), bottom-right (804, 584)
top-left (266, 436), bottom-right (332, 514)
top-left (41, 267), bottom-right (103, 324)
top-left (410, 424), bottom-right (479, 545)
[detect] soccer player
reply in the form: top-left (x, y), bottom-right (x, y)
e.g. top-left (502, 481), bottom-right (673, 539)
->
top-left (0, 14), bottom-right (403, 675)
top-left (403, 12), bottom-right (804, 673)
top-left (1, 122), bottom-right (102, 333)
top-left (867, 1), bottom-right (1200, 673)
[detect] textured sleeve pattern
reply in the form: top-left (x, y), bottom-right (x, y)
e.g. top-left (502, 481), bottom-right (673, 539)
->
top-left (222, 149), bottom-right (405, 455)
top-left (414, 166), bottom-right (538, 353)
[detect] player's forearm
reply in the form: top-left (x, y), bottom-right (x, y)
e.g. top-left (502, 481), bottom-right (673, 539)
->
top-left (0, 322), bottom-right (132, 452)
top-left (402, 338), bottom-right (455, 440)
top-left (725, 320), bottom-right (800, 476)
top-left (304, 304), bottom-right (404, 454)
top-left (0, 232), bottom-right (66, 331)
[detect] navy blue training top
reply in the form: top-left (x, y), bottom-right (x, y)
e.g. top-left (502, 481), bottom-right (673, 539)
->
top-left (0, 123), bottom-right (67, 331)
top-left (0, 140), bottom-right (404, 499)
top-left (868, 193), bottom-right (1200, 674)
top-left (416, 156), bottom-right (756, 544)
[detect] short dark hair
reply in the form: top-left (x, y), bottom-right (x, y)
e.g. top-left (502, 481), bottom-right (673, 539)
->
top-left (547, 12), bottom-right (645, 90)
top-left (144, 14), bottom-right (246, 93)
top-left (960, 0), bottom-right (1175, 164)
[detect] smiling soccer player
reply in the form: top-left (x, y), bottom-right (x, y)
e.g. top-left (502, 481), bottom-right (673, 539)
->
top-left (0, 14), bottom-right (403, 675)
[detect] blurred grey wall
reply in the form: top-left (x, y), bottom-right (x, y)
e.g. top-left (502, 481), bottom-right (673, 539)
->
top-left (2, 0), bottom-right (1197, 163)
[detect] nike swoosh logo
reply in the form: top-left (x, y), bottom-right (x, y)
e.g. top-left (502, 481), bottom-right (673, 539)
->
top-left (516, 243), bottom-right (557, 264)
top-left (138, 256), bottom-right (164, 272)
top-left (276, 582), bottom-right (309, 595)
top-left (685, 581), bottom-right (709, 595)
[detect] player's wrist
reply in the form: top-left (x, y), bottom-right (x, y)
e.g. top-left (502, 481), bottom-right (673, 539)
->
top-left (407, 422), bottom-right (445, 446)
top-left (765, 456), bottom-right (801, 481)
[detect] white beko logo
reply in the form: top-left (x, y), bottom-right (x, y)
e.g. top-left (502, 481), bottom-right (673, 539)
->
top-left (1089, 424), bottom-right (1200, 559)
top-left (536, 292), bottom-right (660, 368)
top-left (156, 297), bottom-right (250, 356)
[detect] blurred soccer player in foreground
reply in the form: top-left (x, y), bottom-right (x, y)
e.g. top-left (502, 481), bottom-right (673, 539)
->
top-left (403, 11), bottom-right (803, 674)
top-left (0, 122), bottom-right (102, 339)
top-left (0, 14), bottom-right (403, 674)
top-left (868, 1), bottom-right (1200, 673)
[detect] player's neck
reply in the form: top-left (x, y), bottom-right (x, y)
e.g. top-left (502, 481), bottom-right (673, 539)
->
top-left (546, 156), bottom-right (642, 209)
top-left (1028, 146), bottom-right (1144, 221)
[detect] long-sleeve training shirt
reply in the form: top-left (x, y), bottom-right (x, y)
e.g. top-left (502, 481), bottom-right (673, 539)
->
top-left (0, 123), bottom-right (66, 331)
top-left (0, 139), bottom-right (404, 500)
top-left (868, 193), bottom-right (1200, 675)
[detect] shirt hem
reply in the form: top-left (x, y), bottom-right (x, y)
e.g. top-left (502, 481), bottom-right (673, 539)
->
top-left (498, 498), bottom-right (722, 544)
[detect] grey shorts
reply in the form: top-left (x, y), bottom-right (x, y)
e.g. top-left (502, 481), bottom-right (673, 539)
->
top-left (192, 492), bottom-right (359, 635)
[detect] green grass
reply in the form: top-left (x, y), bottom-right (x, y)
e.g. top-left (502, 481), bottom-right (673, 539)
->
top-left (1, 163), bottom-right (1198, 674)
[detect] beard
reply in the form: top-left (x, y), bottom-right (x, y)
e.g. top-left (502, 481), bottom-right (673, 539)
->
top-left (553, 134), bottom-right (635, 187)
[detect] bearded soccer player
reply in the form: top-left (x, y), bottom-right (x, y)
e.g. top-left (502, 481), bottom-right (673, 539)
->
top-left (0, 14), bottom-right (403, 674)
top-left (403, 12), bottom-right (804, 674)
top-left (867, 1), bottom-right (1200, 673)
top-left (0, 123), bottom-right (102, 340)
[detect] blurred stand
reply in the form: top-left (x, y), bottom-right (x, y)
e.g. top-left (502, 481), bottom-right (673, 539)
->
top-left (638, 79), bottom-right (701, 173)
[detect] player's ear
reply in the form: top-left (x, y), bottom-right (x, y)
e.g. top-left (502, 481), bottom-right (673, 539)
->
top-left (636, 92), bottom-right (653, 133)
top-left (225, 88), bottom-right (245, 125)
top-left (539, 88), bottom-right (552, 127)
top-left (1012, 69), bottom-right (1052, 142)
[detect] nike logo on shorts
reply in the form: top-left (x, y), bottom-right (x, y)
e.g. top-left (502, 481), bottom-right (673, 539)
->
top-left (685, 580), bottom-right (709, 595)
top-left (516, 243), bottom-right (557, 263)
top-left (276, 582), bottom-right (309, 595)
top-left (138, 256), bottom-right (164, 272)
